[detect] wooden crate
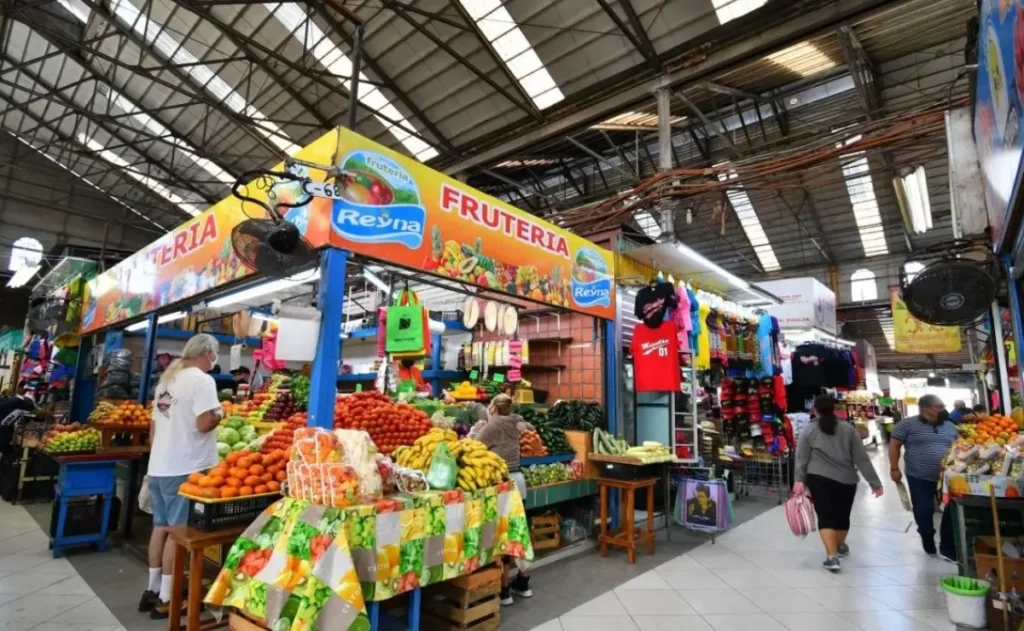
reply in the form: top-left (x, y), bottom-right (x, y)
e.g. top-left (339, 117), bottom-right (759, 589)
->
top-left (565, 430), bottom-right (596, 478)
top-left (95, 425), bottom-right (150, 451)
top-left (423, 566), bottom-right (501, 631)
top-left (530, 514), bottom-right (561, 551)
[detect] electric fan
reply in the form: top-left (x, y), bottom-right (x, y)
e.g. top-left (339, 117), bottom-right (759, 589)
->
top-left (898, 240), bottom-right (998, 326)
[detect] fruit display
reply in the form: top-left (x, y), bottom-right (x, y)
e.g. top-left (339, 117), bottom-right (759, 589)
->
top-left (261, 412), bottom-right (307, 454)
top-left (957, 413), bottom-right (1023, 446)
top-left (289, 375), bottom-right (310, 410)
top-left (522, 463), bottom-right (576, 487)
top-left (88, 400), bottom-right (151, 426)
top-left (450, 382), bottom-right (480, 400)
top-left (454, 438), bottom-right (509, 491)
top-left (548, 400), bottom-right (603, 431)
top-left (624, 441), bottom-right (675, 464)
top-left (41, 426), bottom-right (100, 453)
top-left (178, 449), bottom-right (287, 499)
top-left (216, 416), bottom-right (260, 459)
top-left (522, 408), bottom-right (573, 454)
top-left (519, 430), bottom-right (548, 457)
top-left (393, 428), bottom-right (459, 471)
top-left (593, 427), bottom-right (631, 454)
top-left (333, 391), bottom-right (431, 456)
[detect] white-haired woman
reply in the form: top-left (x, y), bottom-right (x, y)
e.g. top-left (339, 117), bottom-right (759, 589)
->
top-left (140, 333), bottom-right (223, 619)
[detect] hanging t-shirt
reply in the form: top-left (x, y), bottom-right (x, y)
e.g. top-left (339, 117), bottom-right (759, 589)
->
top-left (630, 322), bottom-right (681, 392)
top-left (149, 367), bottom-right (222, 477)
top-left (688, 288), bottom-right (700, 352)
top-left (791, 342), bottom-right (828, 388)
top-left (634, 282), bottom-right (678, 328)
top-left (675, 286), bottom-right (691, 350)
top-left (779, 342), bottom-right (793, 385)
top-left (695, 303), bottom-right (711, 370)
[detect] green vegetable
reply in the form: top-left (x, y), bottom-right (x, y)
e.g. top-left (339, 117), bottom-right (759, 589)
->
top-left (290, 375), bottom-right (310, 411)
top-left (217, 426), bottom-right (241, 445)
top-left (547, 400), bottom-right (604, 432)
top-left (231, 441), bottom-right (248, 452)
top-left (225, 416), bottom-right (245, 430)
top-left (217, 442), bottom-right (230, 458)
top-left (239, 425), bottom-right (258, 442)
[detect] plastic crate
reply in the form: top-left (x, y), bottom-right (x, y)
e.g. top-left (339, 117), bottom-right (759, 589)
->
top-left (50, 495), bottom-right (121, 538)
top-left (187, 494), bottom-right (278, 531)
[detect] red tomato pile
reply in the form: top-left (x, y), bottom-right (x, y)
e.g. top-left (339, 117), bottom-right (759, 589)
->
top-left (261, 412), bottom-right (307, 454)
top-left (333, 391), bottom-right (431, 455)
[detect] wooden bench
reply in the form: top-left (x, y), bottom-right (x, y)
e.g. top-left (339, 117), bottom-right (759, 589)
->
top-left (597, 477), bottom-right (658, 563)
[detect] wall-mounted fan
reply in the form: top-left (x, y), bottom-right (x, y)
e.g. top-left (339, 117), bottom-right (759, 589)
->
top-left (898, 240), bottom-right (998, 325)
top-left (230, 168), bottom-right (318, 277)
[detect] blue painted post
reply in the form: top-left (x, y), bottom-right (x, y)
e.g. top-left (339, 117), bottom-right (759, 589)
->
top-left (103, 330), bottom-right (123, 355)
top-left (1004, 257), bottom-right (1024, 393)
top-left (408, 587), bottom-right (421, 630)
top-left (308, 249), bottom-right (349, 429)
top-left (69, 335), bottom-right (94, 423)
top-left (603, 318), bottom-right (619, 530)
top-left (430, 333), bottom-right (442, 397)
top-left (137, 313), bottom-right (158, 405)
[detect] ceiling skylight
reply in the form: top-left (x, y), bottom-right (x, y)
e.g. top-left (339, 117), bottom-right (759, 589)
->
top-left (634, 210), bottom-right (662, 240)
top-left (837, 145), bottom-right (889, 257)
top-left (266, 3), bottom-right (437, 161)
top-left (717, 170), bottom-right (781, 272)
top-left (103, 0), bottom-right (300, 155)
top-left (79, 134), bottom-right (203, 216)
top-left (712, 0), bottom-right (768, 24)
top-left (14, 135), bottom-right (163, 228)
top-left (456, 0), bottom-right (564, 110)
top-left (592, 111), bottom-right (687, 130)
top-left (766, 41), bottom-right (837, 77)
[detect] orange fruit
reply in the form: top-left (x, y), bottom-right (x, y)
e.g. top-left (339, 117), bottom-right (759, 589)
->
top-left (249, 464), bottom-right (265, 476)
top-left (238, 486), bottom-right (254, 497)
top-left (188, 473), bottom-right (202, 484)
top-left (254, 485), bottom-right (269, 495)
top-left (197, 476), bottom-right (214, 488)
top-left (226, 477), bottom-right (243, 488)
top-left (238, 457), bottom-right (254, 469)
top-left (244, 475), bottom-right (261, 487)
top-left (266, 481), bottom-right (280, 492)
top-left (209, 476), bottom-right (225, 488)
top-left (221, 488), bottom-right (239, 499)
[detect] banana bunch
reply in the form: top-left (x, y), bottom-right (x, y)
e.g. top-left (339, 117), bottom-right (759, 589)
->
top-left (455, 438), bottom-right (509, 491)
top-left (87, 401), bottom-right (116, 424)
top-left (393, 428), bottom-right (458, 471)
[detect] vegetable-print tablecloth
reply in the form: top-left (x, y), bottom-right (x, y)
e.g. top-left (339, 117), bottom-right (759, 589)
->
top-left (204, 480), bottom-right (533, 631)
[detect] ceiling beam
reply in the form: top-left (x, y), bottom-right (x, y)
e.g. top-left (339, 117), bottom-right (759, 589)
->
top-left (596, 0), bottom-right (659, 72)
top-left (617, 0), bottom-right (660, 71)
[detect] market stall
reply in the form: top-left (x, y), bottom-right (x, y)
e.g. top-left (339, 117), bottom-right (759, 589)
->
top-left (69, 123), bottom-right (646, 628)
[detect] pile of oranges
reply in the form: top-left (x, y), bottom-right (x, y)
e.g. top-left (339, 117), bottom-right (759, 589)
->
top-left (89, 400), bottom-right (151, 426)
top-left (178, 449), bottom-right (288, 500)
top-left (959, 414), bottom-right (1022, 446)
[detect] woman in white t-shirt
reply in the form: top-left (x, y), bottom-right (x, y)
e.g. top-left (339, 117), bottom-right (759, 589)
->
top-left (141, 334), bottom-right (223, 620)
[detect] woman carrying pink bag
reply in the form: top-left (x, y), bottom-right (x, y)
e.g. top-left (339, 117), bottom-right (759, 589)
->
top-left (793, 395), bottom-right (884, 573)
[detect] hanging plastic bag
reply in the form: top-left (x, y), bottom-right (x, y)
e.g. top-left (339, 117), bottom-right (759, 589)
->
top-left (138, 475), bottom-right (153, 515)
top-left (784, 490), bottom-right (817, 538)
top-left (425, 443), bottom-right (458, 490)
top-left (386, 289), bottom-right (427, 355)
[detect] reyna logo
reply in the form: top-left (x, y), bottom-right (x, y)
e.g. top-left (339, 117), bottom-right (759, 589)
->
top-left (331, 200), bottom-right (426, 249)
top-left (330, 150), bottom-right (426, 249)
top-left (571, 247), bottom-right (612, 308)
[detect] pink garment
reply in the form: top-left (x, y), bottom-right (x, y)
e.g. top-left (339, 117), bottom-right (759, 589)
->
top-left (674, 287), bottom-right (691, 350)
top-left (376, 308), bottom-right (387, 358)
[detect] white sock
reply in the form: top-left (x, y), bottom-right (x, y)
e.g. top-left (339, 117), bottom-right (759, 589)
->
top-left (159, 575), bottom-right (172, 603)
top-left (148, 568), bottom-right (161, 593)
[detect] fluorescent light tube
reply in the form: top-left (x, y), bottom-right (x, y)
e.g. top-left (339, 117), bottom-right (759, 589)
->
top-left (675, 243), bottom-right (749, 289)
top-left (899, 166), bottom-right (932, 234)
top-left (363, 269), bottom-right (389, 293)
top-left (208, 270), bottom-right (319, 308)
top-left (125, 310), bottom-right (186, 331)
top-left (6, 265), bottom-right (40, 289)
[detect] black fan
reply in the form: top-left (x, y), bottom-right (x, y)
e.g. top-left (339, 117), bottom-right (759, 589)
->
top-left (899, 240), bottom-right (998, 325)
top-left (230, 169), bottom-right (318, 277)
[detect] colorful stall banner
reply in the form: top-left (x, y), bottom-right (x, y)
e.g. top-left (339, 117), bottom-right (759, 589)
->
top-left (205, 482), bottom-right (532, 631)
top-left (973, 0), bottom-right (1024, 249)
top-left (301, 128), bottom-right (616, 319)
top-left (889, 287), bottom-right (962, 354)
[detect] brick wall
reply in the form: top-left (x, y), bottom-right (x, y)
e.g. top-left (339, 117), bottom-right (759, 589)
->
top-left (477, 311), bottom-right (605, 404)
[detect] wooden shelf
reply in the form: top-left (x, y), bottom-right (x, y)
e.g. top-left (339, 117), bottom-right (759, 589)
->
top-left (526, 336), bottom-right (574, 344)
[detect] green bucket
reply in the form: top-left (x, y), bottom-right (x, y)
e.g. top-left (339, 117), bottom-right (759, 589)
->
top-left (940, 575), bottom-right (990, 597)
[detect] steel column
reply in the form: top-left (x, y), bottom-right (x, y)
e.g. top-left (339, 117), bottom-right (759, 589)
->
top-left (1005, 256), bottom-right (1024, 400)
top-left (137, 313), bottom-right (158, 405)
top-left (990, 301), bottom-right (1012, 414)
top-left (347, 25), bottom-right (364, 132)
top-left (308, 249), bottom-right (349, 429)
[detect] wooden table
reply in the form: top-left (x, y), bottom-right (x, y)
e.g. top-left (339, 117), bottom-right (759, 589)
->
top-left (597, 477), bottom-right (659, 563)
top-left (167, 525), bottom-right (246, 631)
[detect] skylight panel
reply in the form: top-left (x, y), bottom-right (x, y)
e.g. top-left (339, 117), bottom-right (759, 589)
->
top-left (634, 210), bottom-right (662, 240)
top-left (105, 0), bottom-right (301, 156)
top-left (267, 3), bottom-right (439, 161)
top-left (838, 151), bottom-right (889, 257)
top-left (456, 0), bottom-right (564, 110)
top-left (712, 0), bottom-right (768, 24)
top-left (766, 41), bottom-right (837, 77)
top-left (14, 134), bottom-right (162, 228)
top-left (716, 170), bottom-right (781, 272)
top-left (79, 134), bottom-right (202, 216)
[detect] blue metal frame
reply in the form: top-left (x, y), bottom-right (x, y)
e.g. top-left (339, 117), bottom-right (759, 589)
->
top-left (70, 335), bottom-right (94, 423)
top-left (603, 318), bottom-right (620, 529)
top-left (308, 249), bottom-right (349, 429)
top-left (124, 327), bottom-right (261, 346)
top-left (137, 312), bottom-right (158, 405)
top-left (51, 458), bottom-right (120, 558)
top-left (1004, 256), bottom-right (1024, 391)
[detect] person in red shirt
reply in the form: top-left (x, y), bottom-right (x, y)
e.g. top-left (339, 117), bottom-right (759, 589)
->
top-left (395, 358), bottom-right (426, 391)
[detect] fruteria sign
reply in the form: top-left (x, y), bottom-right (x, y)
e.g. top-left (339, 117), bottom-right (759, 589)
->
top-left (889, 287), bottom-right (962, 354)
top-left (299, 128), bottom-right (616, 319)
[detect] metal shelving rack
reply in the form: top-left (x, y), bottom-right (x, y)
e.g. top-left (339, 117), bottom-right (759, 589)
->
top-left (672, 352), bottom-right (698, 464)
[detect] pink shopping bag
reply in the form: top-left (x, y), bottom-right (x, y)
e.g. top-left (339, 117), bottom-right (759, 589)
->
top-left (784, 491), bottom-right (816, 538)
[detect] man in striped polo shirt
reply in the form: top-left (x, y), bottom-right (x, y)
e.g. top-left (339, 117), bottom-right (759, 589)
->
top-left (889, 394), bottom-right (957, 556)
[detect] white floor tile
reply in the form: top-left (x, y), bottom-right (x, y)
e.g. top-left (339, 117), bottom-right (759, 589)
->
top-left (703, 613), bottom-right (788, 631)
top-left (617, 571), bottom-right (672, 590)
top-left (837, 609), bottom-right (940, 631)
top-left (0, 593), bottom-right (91, 623)
top-left (526, 621), bottom-right (563, 631)
top-left (46, 598), bottom-right (120, 626)
top-left (858, 586), bottom-right (944, 610)
top-left (678, 588), bottom-right (762, 615)
top-left (632, 615), bottom-right (713, 631)
top-left (39, 576), bottom-right (96, 597)
top-left (613, 589), bottom-right (696, 616)
top-left (560, 615), bottom-right (639, 631)
top-left (563, 592), bottom-right (627, 617)
top-left (796, 586), bottom-right (894, 612)
top-left (768, 568), bottom-right (842, 589)
top-left (736, 588), bottom-right (828, 614)
top-left (769, 611), bottom-right (862, 631)
top-left (655, 567), bottom-right (728, 590)
top-left (903, 608), bottom-right (957, 630)
top-left (711, 569), bottom-right (779, 589)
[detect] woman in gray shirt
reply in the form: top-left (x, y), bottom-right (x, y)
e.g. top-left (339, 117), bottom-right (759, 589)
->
top-left (794, 395), bottom-right (883, 572)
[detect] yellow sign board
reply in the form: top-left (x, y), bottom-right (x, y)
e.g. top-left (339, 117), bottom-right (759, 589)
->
top-left (889, 287), bottom-right (962, 354)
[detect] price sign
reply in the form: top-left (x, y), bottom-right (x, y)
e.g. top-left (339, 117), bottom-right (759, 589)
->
top-left (508, 355), bottom-right (523, 368)
top-left (508, 369), bottom-right (522, 382)
top-left (493, 373), bottom-right (506, 383)
top-left (469, 370), bottom-right (479, 381)
top-left (398, 380), bottom-right (416, 394)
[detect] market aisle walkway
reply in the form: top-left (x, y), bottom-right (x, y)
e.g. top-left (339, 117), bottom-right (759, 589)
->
top-left (0, 499), bottom-right (126, 631)
top-left (516, 450), bottom-right (957, 631)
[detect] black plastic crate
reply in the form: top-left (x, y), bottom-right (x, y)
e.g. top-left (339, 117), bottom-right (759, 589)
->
top-left (187, 494), bottom-right (278, 531)
top-left (50, 495), bottom-right (121, 538)
top-left (594, 461), bottom-right (660, 481)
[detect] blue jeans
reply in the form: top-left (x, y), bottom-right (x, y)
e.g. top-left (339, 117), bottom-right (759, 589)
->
top-left (906, 475), bottom-right (937, 539)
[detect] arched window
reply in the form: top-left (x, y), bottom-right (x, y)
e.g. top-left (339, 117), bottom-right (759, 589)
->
top-left (850, 268), bottom-right (878, 302)
top-left (904, 261), bottom-right (924, 282)
top-left (8, 237), bottom-right (42, 272)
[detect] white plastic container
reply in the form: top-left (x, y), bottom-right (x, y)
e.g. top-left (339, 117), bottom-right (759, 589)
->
top-left (941, 575), bottom-right (990, 629)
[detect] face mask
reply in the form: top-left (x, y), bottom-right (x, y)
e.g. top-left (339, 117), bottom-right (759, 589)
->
top-left (210, 352), bottom-right (220, 367)
top-left (938, 409), bottom-right (950, 422)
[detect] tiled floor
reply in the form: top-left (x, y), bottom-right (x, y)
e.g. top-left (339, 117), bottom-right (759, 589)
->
top-left (509, 450), bottom-right (960, 631)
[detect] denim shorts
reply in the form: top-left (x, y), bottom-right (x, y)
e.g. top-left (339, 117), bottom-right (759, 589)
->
top-left (150, 474), bottom-right (191, 527)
